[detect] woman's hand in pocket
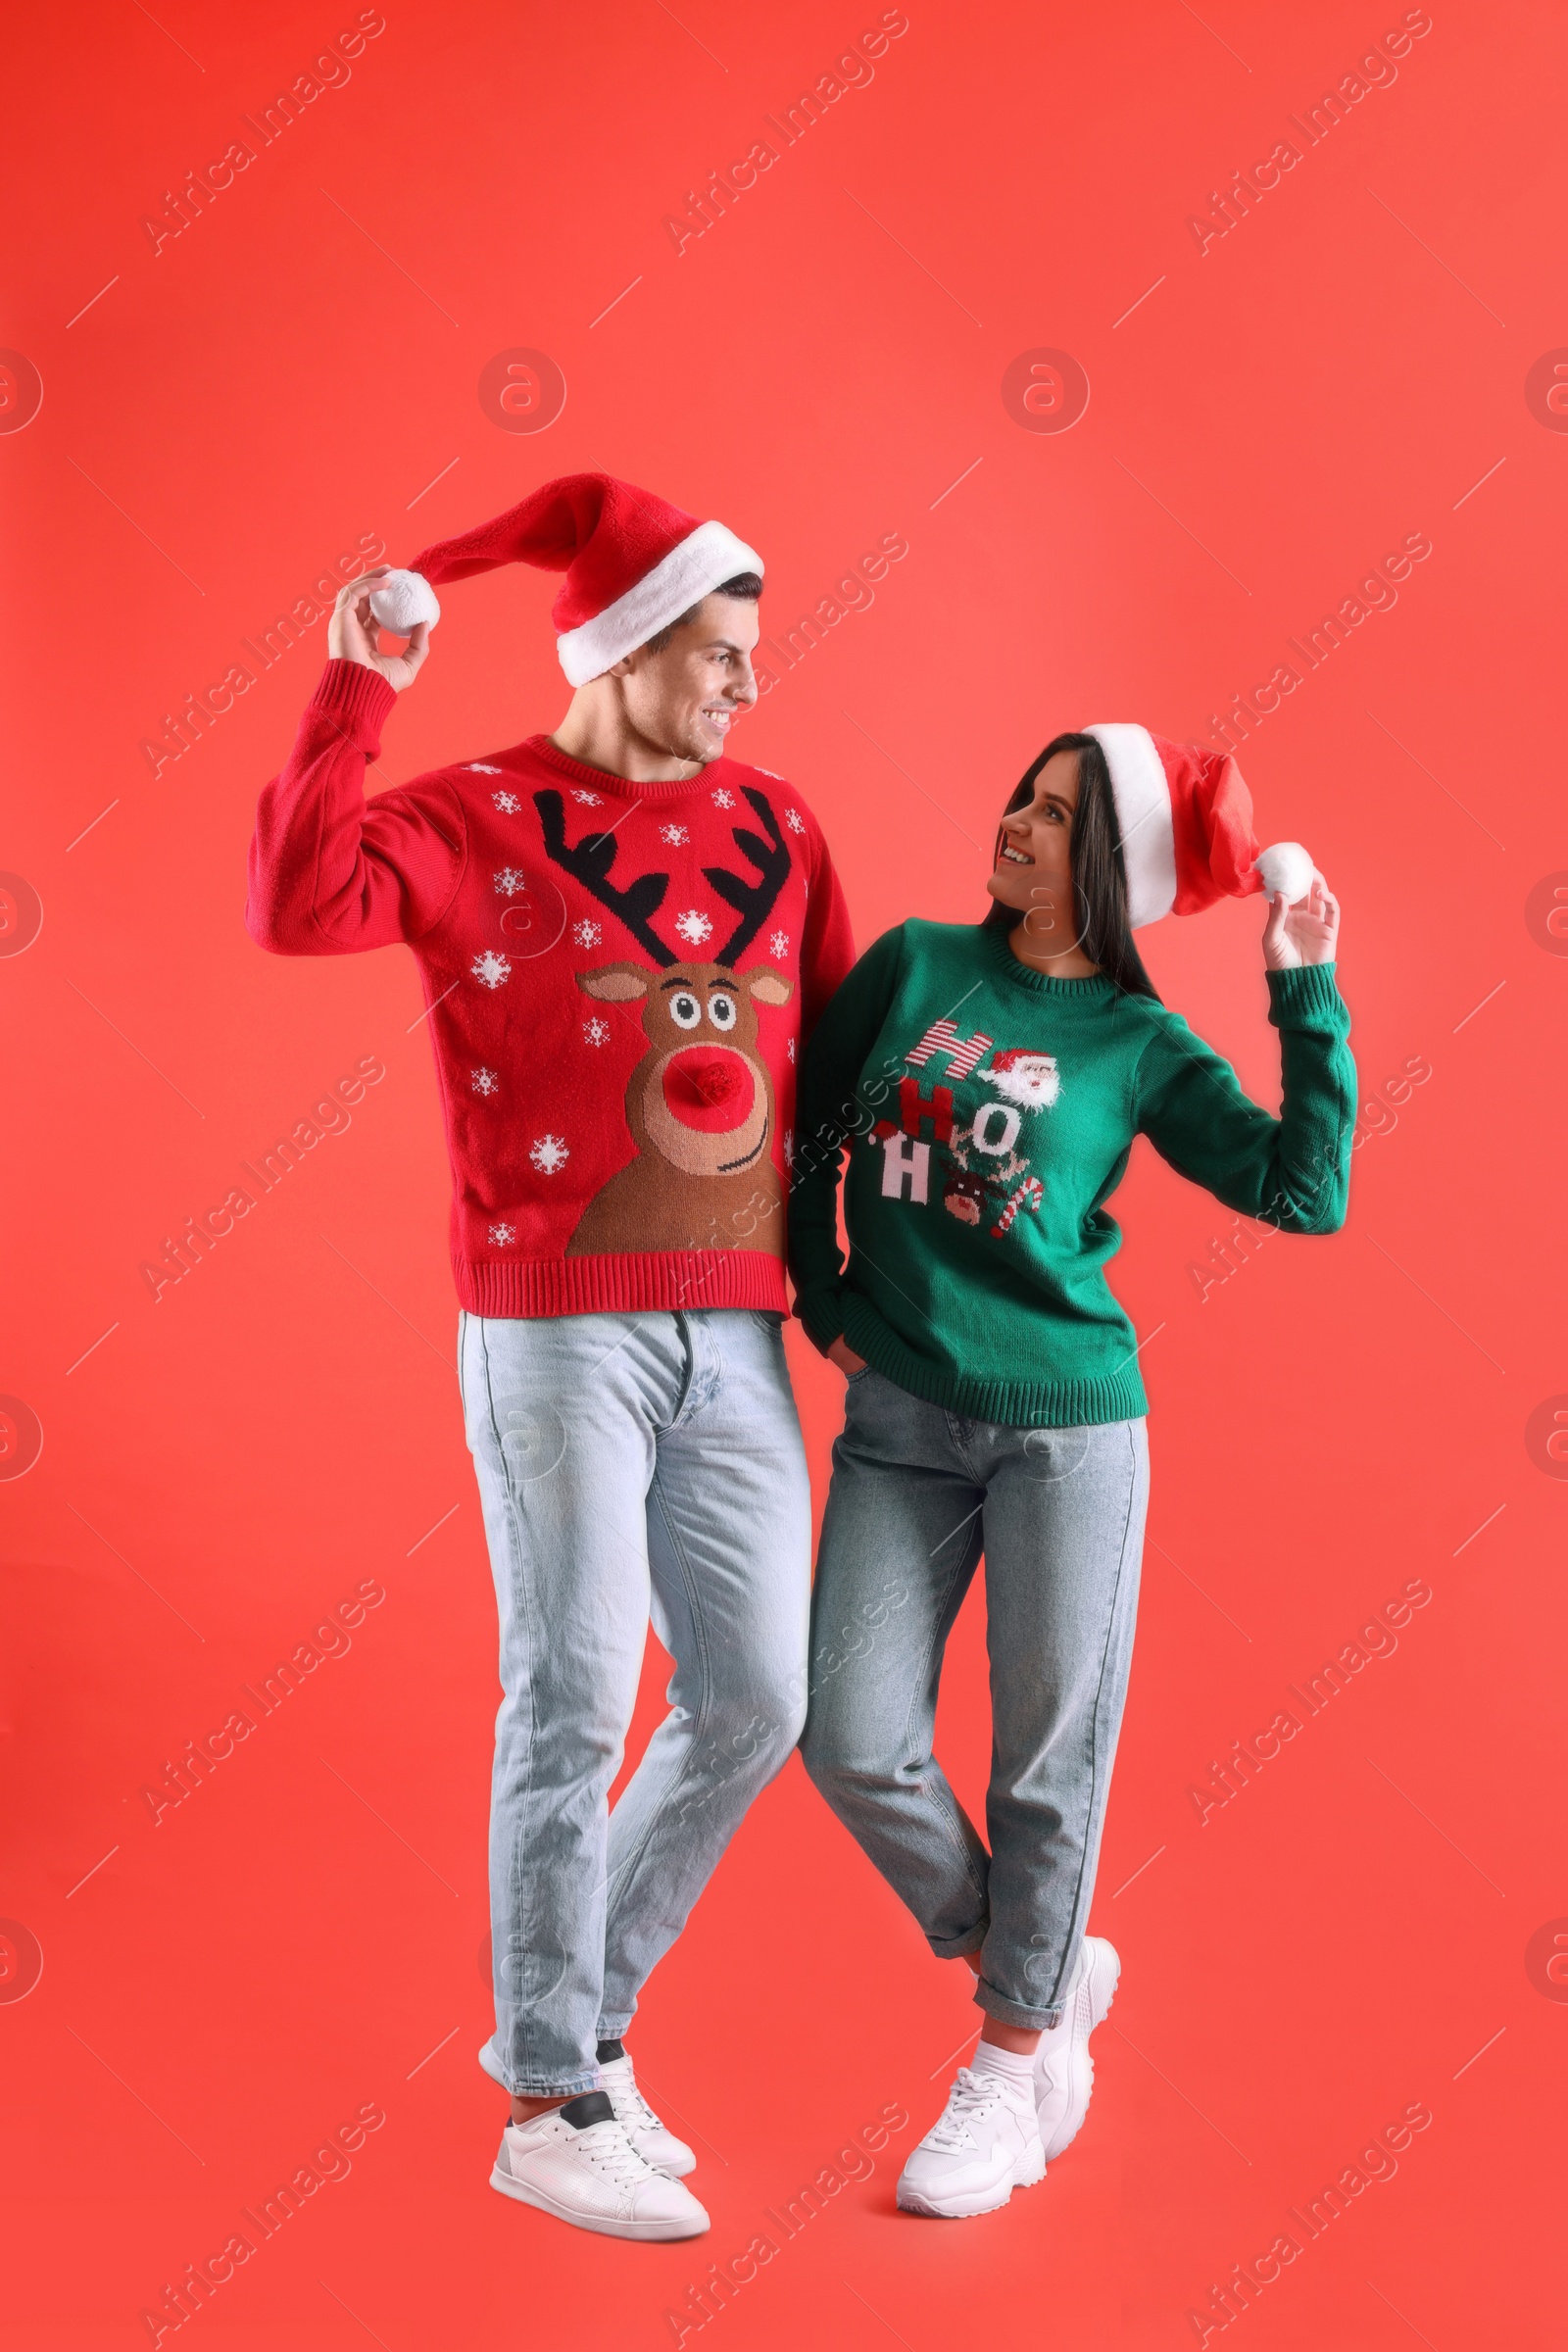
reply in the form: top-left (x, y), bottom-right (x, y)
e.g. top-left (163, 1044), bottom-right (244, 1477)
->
top-left (827, 1338), bottom-right (867, 1379)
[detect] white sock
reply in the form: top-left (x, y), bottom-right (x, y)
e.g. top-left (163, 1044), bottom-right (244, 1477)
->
top-left (1033, 1944), bottom-right (1086, 2038)
top-left (970, 2037), bottom-right (1036, 2084)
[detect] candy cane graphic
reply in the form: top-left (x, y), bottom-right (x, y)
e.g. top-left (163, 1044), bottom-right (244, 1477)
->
top-left (990, 1175), bottom-right (1044, 1240)
top-left (906, 1017), bottom-right (995, 1080)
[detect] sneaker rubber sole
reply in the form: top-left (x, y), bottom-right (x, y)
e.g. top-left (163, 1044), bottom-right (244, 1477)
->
top-left (489, 2162), bottom-right (710, 2240)
top-left (1038, 1936), bottom-right (1120, 2162)
top-left (896, 2133), bottom-right (1048, 2221)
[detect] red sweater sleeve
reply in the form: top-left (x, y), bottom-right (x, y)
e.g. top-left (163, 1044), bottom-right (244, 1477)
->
top-left (799, 830), bottom-right (857, 1043)
top-left (246, 660), bottom-right (467, 955)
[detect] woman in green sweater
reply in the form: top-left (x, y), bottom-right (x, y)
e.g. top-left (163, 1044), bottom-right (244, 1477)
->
top-left (791, 725), bottom-right (1354, 2221)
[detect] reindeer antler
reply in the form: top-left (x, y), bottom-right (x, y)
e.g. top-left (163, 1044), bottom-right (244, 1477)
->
top-left (705, 788), bottom-right (791, 967)
top-left (534, 791), bottom-right (676, 968)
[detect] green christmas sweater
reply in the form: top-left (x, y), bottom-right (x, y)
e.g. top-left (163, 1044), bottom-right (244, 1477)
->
top-left (788, 920), bottom-right (1355, 1427)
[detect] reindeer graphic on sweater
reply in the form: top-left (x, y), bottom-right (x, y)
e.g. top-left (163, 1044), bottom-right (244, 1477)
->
top-left (570, 961), bottom-right (792, 1252)
top-left (536, 782), bottom-right (795, 1256)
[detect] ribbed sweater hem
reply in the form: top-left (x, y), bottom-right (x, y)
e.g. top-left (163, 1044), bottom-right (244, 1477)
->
top-left (454, 1250), bottom-right (789, 1319)
top-left (841, 1298), bottom-right (1150, 1429)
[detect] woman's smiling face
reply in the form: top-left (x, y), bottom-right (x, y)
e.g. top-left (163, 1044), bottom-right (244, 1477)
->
top-left (985, 749), bottom-right (1080, 917)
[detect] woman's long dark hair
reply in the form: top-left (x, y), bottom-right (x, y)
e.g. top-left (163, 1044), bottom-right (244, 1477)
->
top-left (983, 731), bottom-right (1160, 1002)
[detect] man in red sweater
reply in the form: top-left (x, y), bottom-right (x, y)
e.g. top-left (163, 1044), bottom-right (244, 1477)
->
top-left (248, 475), bottom-right (855, 2241)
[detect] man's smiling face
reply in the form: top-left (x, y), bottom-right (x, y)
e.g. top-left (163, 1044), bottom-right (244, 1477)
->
top-left (613, 592), bottom-right (761, 768)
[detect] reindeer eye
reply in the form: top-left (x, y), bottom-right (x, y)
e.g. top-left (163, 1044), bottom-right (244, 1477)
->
top-left (708, 993), bottom-right (737, 1030)
top-left (669, 993), bottom-right (702, 1029)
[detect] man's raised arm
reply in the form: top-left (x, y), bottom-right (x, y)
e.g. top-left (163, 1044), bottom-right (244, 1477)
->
top-left (246, 566), bottom-right (466, 956)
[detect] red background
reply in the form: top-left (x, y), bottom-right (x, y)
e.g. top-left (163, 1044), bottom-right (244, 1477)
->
top-left (3, 1), bottom-right (1565, 2344)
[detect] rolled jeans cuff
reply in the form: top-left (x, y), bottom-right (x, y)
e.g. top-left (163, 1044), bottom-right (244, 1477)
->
top-left (479, 2036), bottom-right (600, 2101)
top-left (931, 1919), bottom-right (989, 1960)
top-left (973, 1980), bottom-right (1065, 2033)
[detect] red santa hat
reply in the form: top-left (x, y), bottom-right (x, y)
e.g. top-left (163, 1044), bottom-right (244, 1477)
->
top-left (1083, 723), bottom-right (1314, 929)
top-left (397, 472), bottom-right (762, 687)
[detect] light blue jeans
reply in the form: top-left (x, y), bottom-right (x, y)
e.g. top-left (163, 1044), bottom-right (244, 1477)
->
top-left (460, 1308), bottom-right (811, 2095)
top-left (801, 1368), bottom-right (1149, 2031)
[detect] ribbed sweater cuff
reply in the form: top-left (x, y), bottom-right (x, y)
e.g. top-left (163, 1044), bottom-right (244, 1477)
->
top-left (309, 659), bottom-right (398, 751)
top-left (794, 1285), bottom-right (847, 1352)
top-left (1266, 961), bottom-right (1346, 1027)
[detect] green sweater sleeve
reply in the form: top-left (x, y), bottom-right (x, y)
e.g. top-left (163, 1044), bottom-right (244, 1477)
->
top-left (788, 923), bottom-right (907, 1349)
top-left (1134, 962), bottom-right (1355, 1233)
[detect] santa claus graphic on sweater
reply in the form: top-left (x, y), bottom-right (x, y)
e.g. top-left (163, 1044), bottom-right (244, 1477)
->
top-left (979, 1049), bottom-right (1061, 1109)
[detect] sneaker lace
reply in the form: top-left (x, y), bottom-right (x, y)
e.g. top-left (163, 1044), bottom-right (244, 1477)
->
top-left (614, 2064), bottom-right (662, 2134)
top-left (924, 2067), bottom-right (1006, 2152)
top-left (572, 2116), bottom-right (660, 2186)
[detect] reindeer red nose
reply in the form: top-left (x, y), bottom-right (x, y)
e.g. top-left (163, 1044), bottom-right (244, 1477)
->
top-left (662, 1048), bottom-right (757, 1132)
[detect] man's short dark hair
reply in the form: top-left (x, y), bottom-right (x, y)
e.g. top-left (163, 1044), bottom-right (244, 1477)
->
top-left (643, 571), bottom-right (762, 654)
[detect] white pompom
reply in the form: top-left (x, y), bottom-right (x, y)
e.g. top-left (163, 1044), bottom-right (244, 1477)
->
top-left (368, 568), bottom-right (440, 635)
top-left (1253, 841), bottom-right (1314, 903)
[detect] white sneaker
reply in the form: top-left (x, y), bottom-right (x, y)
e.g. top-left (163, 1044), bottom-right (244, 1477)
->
top-left (490, 2094), bottom-right (710, 2240)
top-left (896, 2065), bottom-right (1046, 2220)
top-left (597, 2052), bottom-right (697, 2178)
top-left (1034, 1935), bottom-right (1120, 2160)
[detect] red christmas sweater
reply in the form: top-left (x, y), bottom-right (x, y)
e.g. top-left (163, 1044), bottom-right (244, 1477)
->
top-left (247, 659), bottom-right (856, 1318)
